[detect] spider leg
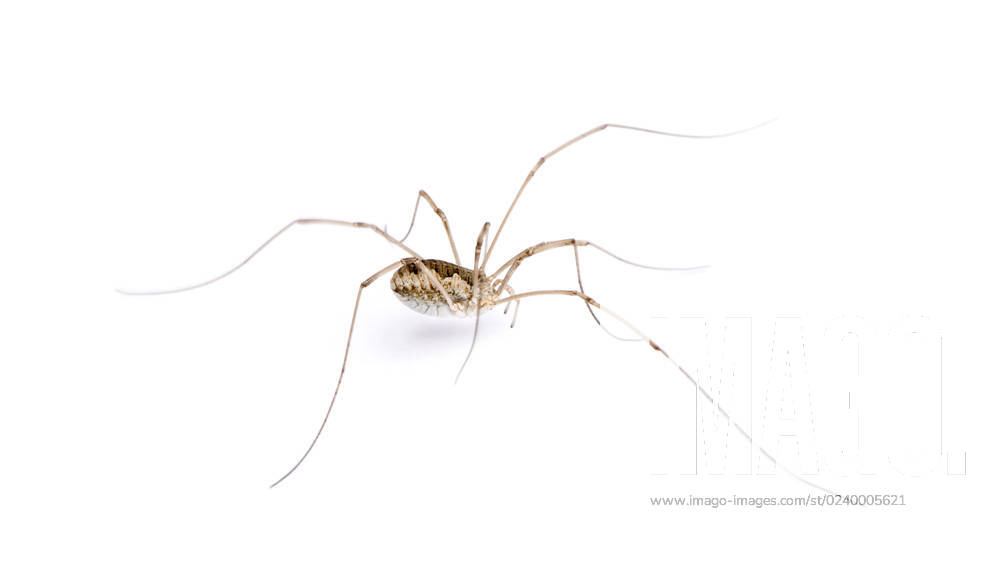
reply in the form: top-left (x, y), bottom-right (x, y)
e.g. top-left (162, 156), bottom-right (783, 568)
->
top-left (397, 190), bottom-right (462, 266)
top-left (570, 240), bottom-right (639, 341)
top-left (492, 288), bottom-right (837, 495)
top-left (455, 222), bottom-right (490, 383)
top-left (270, 260), bottom-right (404, 488)
top-left (489, 238), bottom-right (705, 340)
top-left (480, 120), bottom-right (773, 269)
top-left (117, 218), bottom-right (462, 314)
top-left (501, 284), bottom-right (520, 328)
top-left (489, 238), bottom-right (706, 290)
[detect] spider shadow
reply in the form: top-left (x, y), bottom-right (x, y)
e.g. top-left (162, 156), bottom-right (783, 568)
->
top-left (368, 310), bottom-right (508, 367)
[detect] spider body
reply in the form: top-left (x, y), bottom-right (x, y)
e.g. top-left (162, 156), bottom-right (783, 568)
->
top-left (390, 258), bottom-right (498, 317)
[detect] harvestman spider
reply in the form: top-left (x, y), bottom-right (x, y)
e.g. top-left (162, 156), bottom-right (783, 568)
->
top-left (120, 122), bottom-right (831, 493)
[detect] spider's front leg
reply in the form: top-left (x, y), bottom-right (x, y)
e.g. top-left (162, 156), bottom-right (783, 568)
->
top-left (488, 238), bottom-right (705, 338)
top-left (118, 218), bottom-right (462, 313)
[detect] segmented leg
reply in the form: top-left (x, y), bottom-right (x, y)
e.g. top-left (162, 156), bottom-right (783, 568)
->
top-left (489, 238), bottom-right (705, 290)
top-left (270, 260), bottom-right (404, 488)
top-left (502, 284), bottom-right (520, 328)
top-left (455, 222), bottom-right (490, 382)
top-left (491, 288), bottom-right (835, 495)
top-left (569, 239), bottom-right (637, 341)
top-left (398, 189), bottom-right (463, 266)
top-left (488, 238), bottom-right (704, 339)
top-left (118, 218), bottom-right (461, 314)
top-left (481, 121), bottom-right (772, 268)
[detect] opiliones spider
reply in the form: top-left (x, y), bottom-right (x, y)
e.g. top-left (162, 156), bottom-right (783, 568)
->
top-left (120, 121), bottom-right (831, 493)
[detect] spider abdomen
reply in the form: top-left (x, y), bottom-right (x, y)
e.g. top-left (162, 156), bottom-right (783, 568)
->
top-left (389, 258), bottom-right (495, 317)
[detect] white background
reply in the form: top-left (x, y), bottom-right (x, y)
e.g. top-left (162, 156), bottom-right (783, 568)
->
top-left (1, 1), bottom-right (997, 583)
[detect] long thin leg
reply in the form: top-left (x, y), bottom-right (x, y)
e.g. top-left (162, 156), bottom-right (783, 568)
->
top-left (117, 218), bottom-right (461, 313)
top-left (570, 240), bottom-right (639, 342)
top-left (455, 222), bottom-right (490, 383)
top-left (480, 120), bottom-right (774, 269)
top-left (491, 238), bottom-right (702, 338)
top-left (489, 238), bottom-right (707, 292)
top-left (496, 238), bottom-right (636, 340)
top-left (270, 260), bottom-right (404, 488)
top-left (492, 288), bottom-right (836, 495)
top-left (397, 190), bottom-right (462, 266)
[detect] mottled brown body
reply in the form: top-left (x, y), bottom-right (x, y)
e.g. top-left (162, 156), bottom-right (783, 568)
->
top-left (390, 258), bottom-right (497, 317)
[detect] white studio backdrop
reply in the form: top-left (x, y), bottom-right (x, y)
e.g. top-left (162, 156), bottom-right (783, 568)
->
top-left (1, 1), bottom-right (996, 584)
